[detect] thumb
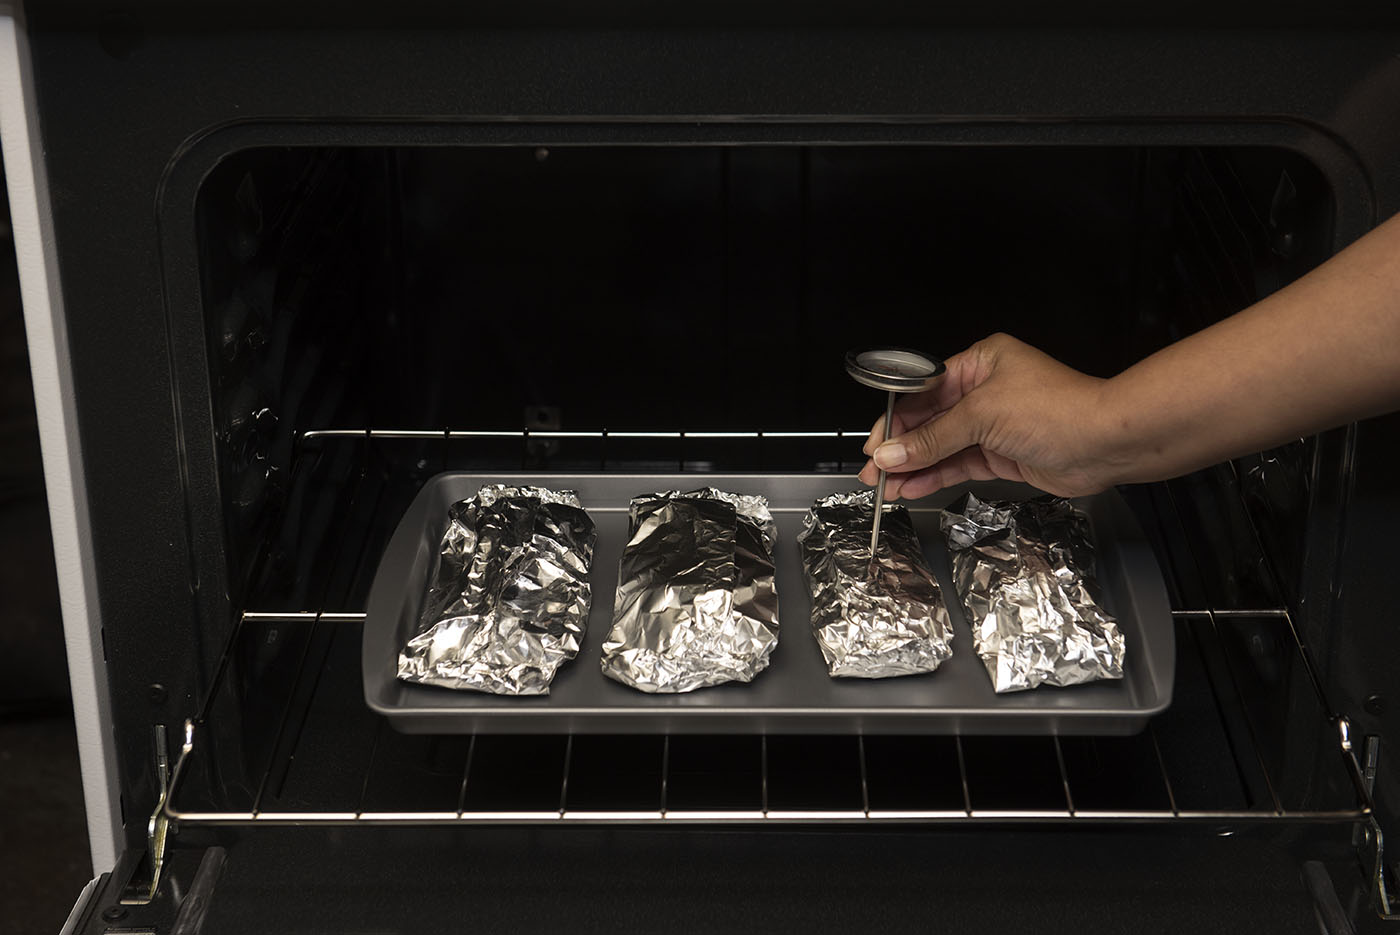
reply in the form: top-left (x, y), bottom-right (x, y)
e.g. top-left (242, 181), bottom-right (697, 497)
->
top-left (872, 397), bottom-right (981, 474)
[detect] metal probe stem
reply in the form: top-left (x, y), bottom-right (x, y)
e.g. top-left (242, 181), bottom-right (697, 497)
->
top-left (870, 390), bottom-right (896, 561)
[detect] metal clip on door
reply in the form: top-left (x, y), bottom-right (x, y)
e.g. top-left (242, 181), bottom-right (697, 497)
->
top-left (121, 723), bottom-right (181, 906)
top-left (1338, 717), bottom-right (1398, 920)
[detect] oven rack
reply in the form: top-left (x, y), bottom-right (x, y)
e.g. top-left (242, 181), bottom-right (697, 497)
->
top-left (302, 428), bottom-right (876, 440)
top-left (160, 426), bottom-right (1378, 832)
top-left (295, 426), bottom-right (879, 475)
top-left (135, 425), bottom-right (1396, 912)
top-left (159, 609), bottom-right (1374, 827)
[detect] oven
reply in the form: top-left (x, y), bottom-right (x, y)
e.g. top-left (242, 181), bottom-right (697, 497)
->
top-left (9, 4), bottom-right (1399, 932)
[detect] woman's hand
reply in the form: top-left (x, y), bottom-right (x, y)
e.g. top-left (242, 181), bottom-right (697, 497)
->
top-left (857, 333), bottom-right (1119, 500)
top-left (860, 210), bottom-right (1400, 500)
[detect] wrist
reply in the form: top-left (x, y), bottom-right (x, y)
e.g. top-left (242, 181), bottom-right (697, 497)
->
top-left (1084, 375), bottom-right (1139, 490)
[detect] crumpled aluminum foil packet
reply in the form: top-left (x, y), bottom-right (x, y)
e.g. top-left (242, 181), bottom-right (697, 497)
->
top-left (941, 491), bottom-right (1125, 693)
top-left (600, 488), bottom-right (780, 693)
top-left (398, 484), bottom-right (597, 695)
top-left (797, 491), bottom-right (953, 678)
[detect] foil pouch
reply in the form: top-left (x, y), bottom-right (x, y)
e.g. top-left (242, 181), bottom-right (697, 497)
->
top-left (397, 484), bottom-right (597, 696)
top-left (797, 490), bottom-right (953, 678)
top-left (600, 488), bottom-right (779, 693)
top-left (941, 491), bottom-right (1125, 693)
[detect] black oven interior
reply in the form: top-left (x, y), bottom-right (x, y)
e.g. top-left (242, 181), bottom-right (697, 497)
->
top-left (198, 143), bottom-right (1334, 596)
top-left (125, 140), bottom-right (1389, 925)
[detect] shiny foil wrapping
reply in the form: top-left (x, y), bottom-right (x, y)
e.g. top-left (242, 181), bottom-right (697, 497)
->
top-left (797, 490), bottom-right (953, 678)
top-left (397, 485), bottom-right (597, 695)
top-left (600, 488), bottom-right (779, 693)
top-left (941, 492), bottom-right (1125, 693)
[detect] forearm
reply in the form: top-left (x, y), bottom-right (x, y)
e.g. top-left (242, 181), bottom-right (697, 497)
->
top-left (1097, 212), bottom-right (1400, 485)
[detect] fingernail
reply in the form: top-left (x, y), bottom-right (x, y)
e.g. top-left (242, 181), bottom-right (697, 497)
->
top-left (873, 442), bottom-right (907, 469)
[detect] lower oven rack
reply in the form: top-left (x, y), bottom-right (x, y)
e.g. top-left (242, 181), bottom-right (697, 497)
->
top-left (161, 614), bottom-right (1374, 826)
top-left (159, 427), bottom-right (1377, 831)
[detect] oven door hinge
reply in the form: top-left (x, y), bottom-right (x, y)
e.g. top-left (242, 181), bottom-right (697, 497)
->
top-left (119, 723), bottom-right (176, 906)
top-left (1341, 720), bottom-right (1398, 920)
top-left (1368, 821), bottom-right (1397, 922)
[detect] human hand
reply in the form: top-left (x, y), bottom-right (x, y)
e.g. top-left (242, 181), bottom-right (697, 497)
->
top-left (857, 333), bottom-right (1119, 500)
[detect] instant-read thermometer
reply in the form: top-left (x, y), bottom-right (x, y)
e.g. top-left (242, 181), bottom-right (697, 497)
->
top-left (844, 348), bottom-right (946, 562)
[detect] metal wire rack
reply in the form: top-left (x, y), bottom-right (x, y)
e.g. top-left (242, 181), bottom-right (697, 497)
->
top-left (126, 425), bottom-right (1397, 916)
top-left (158, 426), bottom-right (1379, 831)
top-left (162, 609), bottom-right (1373, 827)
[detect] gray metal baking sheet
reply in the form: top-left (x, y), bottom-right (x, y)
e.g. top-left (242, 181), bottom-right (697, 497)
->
top-left (363, 474), bottom-right (1175, 735)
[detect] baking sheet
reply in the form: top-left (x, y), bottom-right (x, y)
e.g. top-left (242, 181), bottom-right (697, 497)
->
top-left (363, 474), bottom-right (1174, 735)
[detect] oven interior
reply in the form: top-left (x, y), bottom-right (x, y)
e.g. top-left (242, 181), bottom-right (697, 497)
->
top-left (141, 142), bottom-right (1385, 911)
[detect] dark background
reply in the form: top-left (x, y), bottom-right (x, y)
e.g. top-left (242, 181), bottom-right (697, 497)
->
top-left (0, 170), bottom-right (92, 932)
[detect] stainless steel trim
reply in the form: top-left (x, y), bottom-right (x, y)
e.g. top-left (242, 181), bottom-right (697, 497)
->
top-left (58, 877), bottom-right (100, 935)
top-left (0, 12), bottom-right (119, 872)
